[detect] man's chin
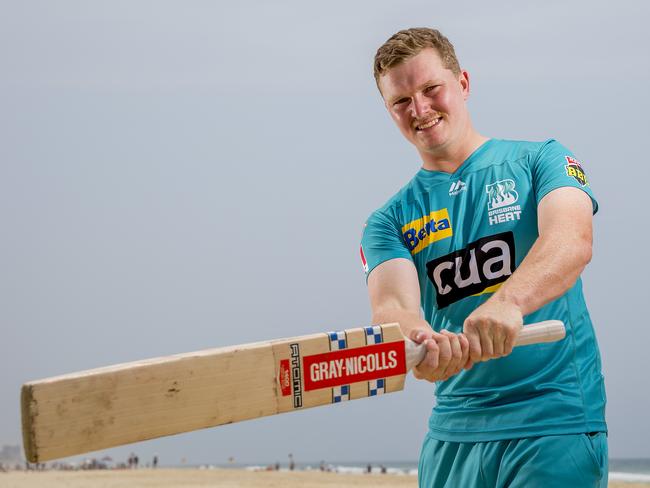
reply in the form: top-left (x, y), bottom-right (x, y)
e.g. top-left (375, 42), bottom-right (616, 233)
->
top-left (416, 139), bottom-right (448, 154)
top-left (414, 128), bottom-right (447, 147)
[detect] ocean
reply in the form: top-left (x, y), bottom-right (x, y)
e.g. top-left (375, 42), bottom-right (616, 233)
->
top-left (610, 458), bottom-right (650, 482)
top-left (227, 458), bottom-right (650, 483)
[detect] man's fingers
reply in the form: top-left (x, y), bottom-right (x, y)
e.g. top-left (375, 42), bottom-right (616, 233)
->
top-left (435, 333), bottom-right (452, 372)
top-left (413, 339), bottom-right (440, 381)
top-left (458, 334), bottom-right (471, 373)
top-left (440, 330), bottom-right (463, 378)
top-left (498, 334), bottom-right (509, 357)
top-left (424, 339), bottom-right (440, 370)
top-left (504, 330), bottom-right (517, 356)
top-left (492, 323), bottom-right (505, 357)
top-left (410, 329), bottom-right (428, 344)
top-left (477, 321), bottom-right (494, 361)
top-left (466, 326), bottom-right (482, 364)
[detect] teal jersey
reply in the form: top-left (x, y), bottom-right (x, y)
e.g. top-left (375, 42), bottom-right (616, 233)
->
top-left (360, 139), bottom-right (606, 441)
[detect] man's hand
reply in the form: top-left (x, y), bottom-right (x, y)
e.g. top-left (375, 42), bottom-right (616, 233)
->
top-left (463, 299), bottom-right (523, 363)
top-left (410, 328), bottom-right (472, 382)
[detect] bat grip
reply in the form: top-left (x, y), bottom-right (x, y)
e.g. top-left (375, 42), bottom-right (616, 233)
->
top-left (404, 320), bottom-right (566, 371)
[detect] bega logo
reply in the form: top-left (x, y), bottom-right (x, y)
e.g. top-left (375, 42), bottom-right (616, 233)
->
top-left (401, 208), bottom-right (453, 255)
top-left (426, 232), bottom-right (516, 308)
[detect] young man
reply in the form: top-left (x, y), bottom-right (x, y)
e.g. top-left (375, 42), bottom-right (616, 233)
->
top-left (360, 28), bottom-right (607, 487)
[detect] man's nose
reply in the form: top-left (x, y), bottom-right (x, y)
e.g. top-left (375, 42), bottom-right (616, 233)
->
top-left (410, 93), bottom-right (431, 118)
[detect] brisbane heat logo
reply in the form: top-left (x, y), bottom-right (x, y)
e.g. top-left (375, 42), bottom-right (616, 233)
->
top-left (402, 208), bottom-right (453, 255)
top-left (486, 179), bottom-right (518, 210)
top-left (485, 179), bottom-right (522, 226)
top-left (426, 232), bottom-right (516, 308)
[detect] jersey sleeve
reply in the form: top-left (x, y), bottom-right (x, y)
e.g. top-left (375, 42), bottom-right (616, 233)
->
top-left (360, 209), bottom-right (413, 280)
top-left (531, 139), bottom-right (598, 213)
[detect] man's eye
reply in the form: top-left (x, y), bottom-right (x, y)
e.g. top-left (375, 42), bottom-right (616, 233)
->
top-left (425, 85), bottom-right (439, 93)
top-left (393, 98), bottom-right (409, 106)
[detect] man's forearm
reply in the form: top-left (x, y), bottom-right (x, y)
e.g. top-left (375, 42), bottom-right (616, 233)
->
top-left (371, 307), bottom-right (429, 338)
top-left (491, 232), bottom-right (592, 316)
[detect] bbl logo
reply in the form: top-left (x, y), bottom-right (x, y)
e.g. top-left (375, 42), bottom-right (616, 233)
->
top-left (565, 156), bottom-right (588, 186)
top-left (425, 232), bottom-right (516, 309)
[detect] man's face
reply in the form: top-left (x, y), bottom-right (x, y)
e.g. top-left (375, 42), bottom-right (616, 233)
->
top-left (378, 48), bottom-right (471, 159)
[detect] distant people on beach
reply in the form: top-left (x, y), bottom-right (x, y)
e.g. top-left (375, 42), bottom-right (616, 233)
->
top-left (153, 455), bottom-right (158, 469)
top-left (288, 453), bottom-right (295, 471)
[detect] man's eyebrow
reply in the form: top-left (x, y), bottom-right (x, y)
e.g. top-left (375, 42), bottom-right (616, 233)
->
top-left (388, 93), bottom-right (409, 104)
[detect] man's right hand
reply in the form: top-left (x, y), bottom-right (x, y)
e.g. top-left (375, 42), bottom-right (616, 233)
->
top-left (367, 258), bottom-right (472, 382)
top-left (410, 328), bottom-right (472, 382)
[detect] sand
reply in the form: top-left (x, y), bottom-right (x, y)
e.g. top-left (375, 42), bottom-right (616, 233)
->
top-left (0, 469), bottom-right (649, 487)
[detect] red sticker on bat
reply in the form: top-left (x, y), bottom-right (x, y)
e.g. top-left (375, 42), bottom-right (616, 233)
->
top-left (302, 341), bottom-right (406, 392)
top-left (279, 359), bottom-right (291, 396)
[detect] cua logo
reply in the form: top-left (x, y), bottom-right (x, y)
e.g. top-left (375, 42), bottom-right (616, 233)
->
top-left (425, 232), bottom-right (515, 308)
top-left (401, 208), bottom-right (453, 255)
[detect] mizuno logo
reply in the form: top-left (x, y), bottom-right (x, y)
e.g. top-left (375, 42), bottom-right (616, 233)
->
top-left (449, 180), bottom-right (467, 196)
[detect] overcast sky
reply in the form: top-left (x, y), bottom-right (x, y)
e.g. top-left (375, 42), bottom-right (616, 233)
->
top-left (1, 0), bottom-right (649, 466)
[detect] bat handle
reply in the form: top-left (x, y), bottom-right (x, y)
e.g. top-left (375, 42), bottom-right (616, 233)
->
top-left (404, 320), bottom-right (566, 371)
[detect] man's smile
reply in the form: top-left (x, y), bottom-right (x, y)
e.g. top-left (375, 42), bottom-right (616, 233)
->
top-left (415, 116), bottom-right (442, 131)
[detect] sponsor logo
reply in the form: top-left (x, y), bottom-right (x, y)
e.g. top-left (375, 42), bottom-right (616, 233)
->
top-left (360, 245), bottom-right (368, 273)
top-left (425, 232), bottom-right (516, 309)
top-left (485, 179), bottom-right (522, 226)
top-left (448, 179), bottom-right (467, 196)
top-left (279, 359), bottom-right (291, 396)
top-left (301, 342), bottom-right (406, 392)
top-left (565, 156), bottom-right (588, 186)
top-left (402, 208), bottom-right (453, 255)
top-left (290, 343), bottom-right (303, 408)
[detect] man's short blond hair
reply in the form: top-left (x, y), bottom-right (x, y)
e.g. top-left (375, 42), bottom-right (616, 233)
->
top-left (373, 28), bottom-right (461, 92)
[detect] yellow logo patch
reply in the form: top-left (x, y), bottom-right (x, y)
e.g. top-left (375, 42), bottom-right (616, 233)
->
top-left (402, 208), bottom-right (453, 255)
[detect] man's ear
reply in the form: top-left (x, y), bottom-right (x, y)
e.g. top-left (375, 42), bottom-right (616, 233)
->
top-left (460, 70), bottom-right (470, 100)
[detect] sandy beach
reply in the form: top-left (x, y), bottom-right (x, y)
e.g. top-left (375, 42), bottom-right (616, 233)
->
top-left (1, 469), bottom-right (649, 488)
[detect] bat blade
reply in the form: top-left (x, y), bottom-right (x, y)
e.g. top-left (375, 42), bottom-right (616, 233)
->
top-left (21, 323), bottom-right (408, 462)
top-left (21, 320), bottom-right (565, 462)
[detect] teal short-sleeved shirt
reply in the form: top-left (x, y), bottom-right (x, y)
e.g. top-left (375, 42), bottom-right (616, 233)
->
top-left (360, 139), bottom-right (606, 442)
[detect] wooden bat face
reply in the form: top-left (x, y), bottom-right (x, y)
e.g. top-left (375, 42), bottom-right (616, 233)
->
top-left (22, 323), bottom-right (409, 463)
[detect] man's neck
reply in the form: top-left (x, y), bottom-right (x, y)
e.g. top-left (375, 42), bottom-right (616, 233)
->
top-left (420, 131), bottom-right (489, 173)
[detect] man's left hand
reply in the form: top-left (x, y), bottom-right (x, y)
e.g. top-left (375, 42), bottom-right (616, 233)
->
top-left (463, 299), bottom-right (523, 363)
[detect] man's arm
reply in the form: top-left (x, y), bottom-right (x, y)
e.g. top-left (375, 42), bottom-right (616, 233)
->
top-left (464, 186), bottom-right (594, 362)
top-left (368, 258), bottom-right (471, 381)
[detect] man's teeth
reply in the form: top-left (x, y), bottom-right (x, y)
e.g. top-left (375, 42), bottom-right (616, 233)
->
top-left (417, 118), bottom-right (441, 130)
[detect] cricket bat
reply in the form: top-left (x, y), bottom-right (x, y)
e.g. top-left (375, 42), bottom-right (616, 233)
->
top-left (21, 320), bottom-right (565, 462)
